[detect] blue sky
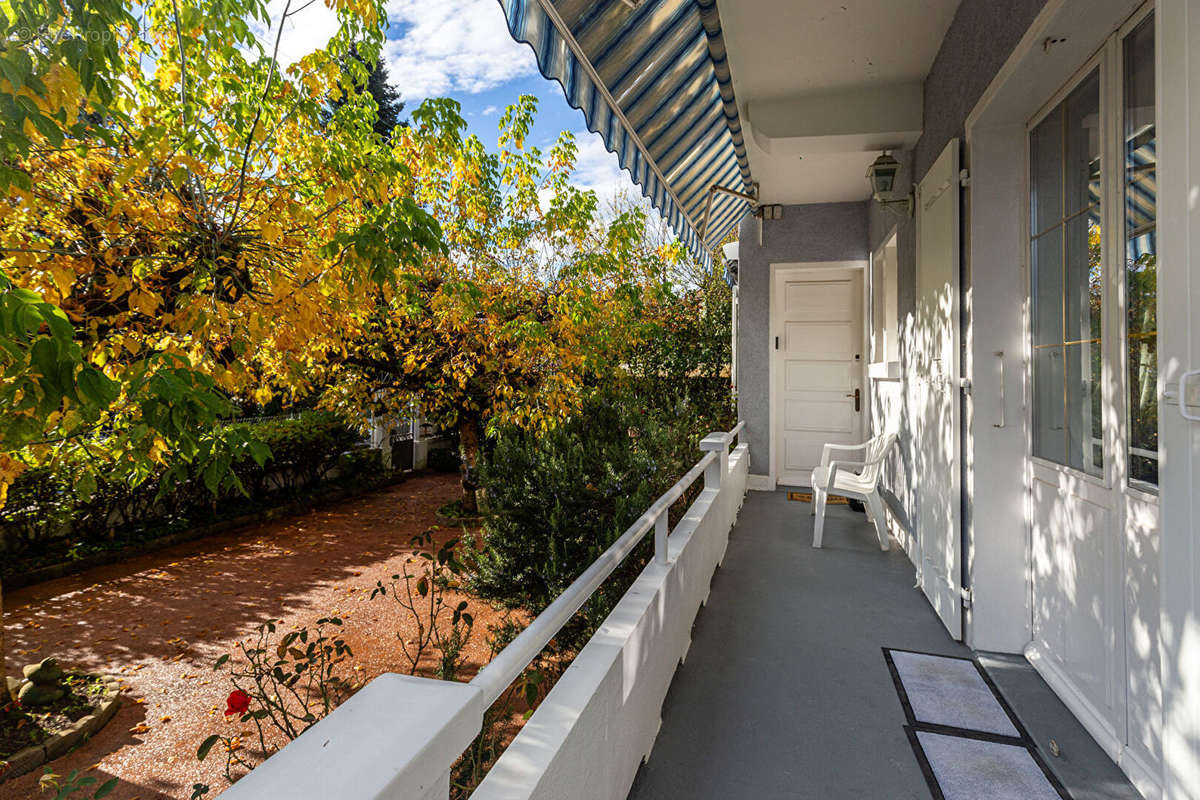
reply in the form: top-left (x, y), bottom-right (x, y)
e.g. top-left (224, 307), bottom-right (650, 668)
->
top-left (262, 0), bottom-right (640, 202)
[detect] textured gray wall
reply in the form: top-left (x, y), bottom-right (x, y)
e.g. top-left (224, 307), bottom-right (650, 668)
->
top-left (862, 0), bottom-right (1048, 522)
top-left (738, 0), bottom-right (1048, 486)
top-left (736, 201), bottom-right (869, 478)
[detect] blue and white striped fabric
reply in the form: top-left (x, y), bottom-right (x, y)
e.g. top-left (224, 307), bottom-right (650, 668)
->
top-left (498, 0), bottom-right (752, 264)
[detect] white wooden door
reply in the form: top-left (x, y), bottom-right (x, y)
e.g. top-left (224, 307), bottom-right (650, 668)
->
top-left (773, 268), bottom-right (864, 487)
top-left (912, 140), bottom-right (963, 638)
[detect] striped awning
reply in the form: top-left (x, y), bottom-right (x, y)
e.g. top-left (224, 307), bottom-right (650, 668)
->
top-left (498, 0), bottom-right (753, 264)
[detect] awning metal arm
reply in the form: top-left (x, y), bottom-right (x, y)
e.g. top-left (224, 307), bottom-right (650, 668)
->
top-left (700, 183), bottom-right (758, 252)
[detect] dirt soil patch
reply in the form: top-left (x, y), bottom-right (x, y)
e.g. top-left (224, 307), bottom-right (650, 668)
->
top-left (0, 472), bottom-right (513, 800)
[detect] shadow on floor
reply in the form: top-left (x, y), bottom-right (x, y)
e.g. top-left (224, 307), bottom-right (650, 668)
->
top-left (626, 489), bottom-right (1142, 800)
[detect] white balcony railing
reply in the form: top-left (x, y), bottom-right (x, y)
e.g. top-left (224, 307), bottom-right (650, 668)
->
top-left (222, 423), bottom-right (749, 800)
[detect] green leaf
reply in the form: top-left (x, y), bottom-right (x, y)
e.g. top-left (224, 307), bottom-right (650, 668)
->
top-left (196, 734), bottom-right (220, 762)
top-left (94, 778), bottom-right (119, 798)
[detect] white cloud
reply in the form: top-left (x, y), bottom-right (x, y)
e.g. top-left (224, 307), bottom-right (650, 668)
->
top-left (382, 0), bottom-right (539, 103)
top-left (247, 0), bottom-right (537, 103)
top-left (569, 131), bottom-right (638, 203)
top-left (481, 105), bottom-right (499, 116)
top-left (251, 0), bottom-right (340, 69)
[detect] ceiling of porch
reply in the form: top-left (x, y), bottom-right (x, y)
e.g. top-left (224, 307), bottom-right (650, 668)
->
top-left (719, 0), bottom-right (961, 205)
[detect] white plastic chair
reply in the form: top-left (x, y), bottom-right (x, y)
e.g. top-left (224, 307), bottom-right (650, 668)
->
top-left (810, 433), bottom-right (896, 550)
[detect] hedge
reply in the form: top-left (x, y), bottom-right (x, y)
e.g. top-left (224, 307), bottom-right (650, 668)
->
top-left (0, 412), bottom-right (379, 574)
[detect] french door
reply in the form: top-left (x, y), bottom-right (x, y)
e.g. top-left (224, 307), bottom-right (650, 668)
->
top-left (1025, 4), bottom-right (1162, 790)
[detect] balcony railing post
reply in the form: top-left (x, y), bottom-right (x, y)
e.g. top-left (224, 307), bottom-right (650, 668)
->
top-left (699, 432), bottom-right (731, 491)
top-left (654, 511), bottom-right (669, 565)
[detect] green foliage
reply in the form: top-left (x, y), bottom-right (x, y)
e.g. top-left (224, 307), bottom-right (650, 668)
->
top-left (326, 44), bottom-right (406, 139)
top-left (37, 767), bottom-right (118, 799)
top-left (370, 530), bottom-right (475, 680)
top-left (467, 397), bottom-right (662, 612)
top-left (196, 617), bottom-right (353, 788)
top-left (0, 412), bottom-right (371, 570)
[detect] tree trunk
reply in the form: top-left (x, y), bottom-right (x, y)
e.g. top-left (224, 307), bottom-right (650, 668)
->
top-left (458, 419), bottom-right (481, 516)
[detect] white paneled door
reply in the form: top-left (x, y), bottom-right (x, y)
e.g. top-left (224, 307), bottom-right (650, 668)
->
top-left (772, 267), bottom-right (864, 487)
top-left (912, 139), bottom-right (963, 639)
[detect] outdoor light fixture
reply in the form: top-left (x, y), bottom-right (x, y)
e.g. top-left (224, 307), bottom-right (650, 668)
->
top-left (866, 151), bottom-right (913, 216)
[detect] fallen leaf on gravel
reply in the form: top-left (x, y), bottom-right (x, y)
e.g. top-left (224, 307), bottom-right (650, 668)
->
top-left (129, 724), bottom-right (151, 734)
top-left (160, 716), bottom-right (171, 723)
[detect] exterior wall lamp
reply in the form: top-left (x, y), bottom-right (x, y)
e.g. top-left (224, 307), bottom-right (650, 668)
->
top-left (867, 151), bottom-right (913, 217)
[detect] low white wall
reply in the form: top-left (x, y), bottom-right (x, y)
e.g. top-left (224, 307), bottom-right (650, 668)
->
top-left (471, 444), bottom-right (749, 800)
top-left (219, 442), bottom-right (749, 800)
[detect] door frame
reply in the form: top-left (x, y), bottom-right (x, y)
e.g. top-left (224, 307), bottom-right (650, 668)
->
top-left (767, 260), bottom-right (869, 490)
top-left (963, 0), bottom-right (1165, 794)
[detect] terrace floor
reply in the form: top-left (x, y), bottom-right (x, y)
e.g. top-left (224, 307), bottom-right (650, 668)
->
top-left (625, 489), bottom-right (1141, 800)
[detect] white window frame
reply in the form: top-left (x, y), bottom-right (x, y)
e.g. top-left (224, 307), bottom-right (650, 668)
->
top-left (1022, 0), bottom-right (1159, 502)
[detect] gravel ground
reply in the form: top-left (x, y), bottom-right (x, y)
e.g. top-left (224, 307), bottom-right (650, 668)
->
top-left (0, 472), bottom-right (511, 800)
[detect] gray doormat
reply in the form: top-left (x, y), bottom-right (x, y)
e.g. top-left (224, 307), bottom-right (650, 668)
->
top-left (906, 728), bottom-right (1070, 800)
top-left (884, 648), bottom-right (1023, 738)
top-left (884, 649), bottom-right (1071, 800)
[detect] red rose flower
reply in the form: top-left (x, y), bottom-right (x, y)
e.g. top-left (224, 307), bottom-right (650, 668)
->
top-left (224, 690), bottom-right (251, 717)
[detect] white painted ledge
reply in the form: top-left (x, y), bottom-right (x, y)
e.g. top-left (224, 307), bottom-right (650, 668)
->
top-left (471, 445), bottom-right (749, 800)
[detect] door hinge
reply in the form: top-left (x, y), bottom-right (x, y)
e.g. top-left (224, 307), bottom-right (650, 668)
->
top-left (775, 336), bottom-right (780, 350)
top-left (961, 586), bottom-right (973, 609)
top-left (959, 168), bottom-right (970, 188)
top-left (959, 377), bottom-right (972, 394)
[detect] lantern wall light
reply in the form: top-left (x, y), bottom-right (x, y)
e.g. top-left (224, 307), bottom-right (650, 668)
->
top-left (866, 151), bottom-right (913, 217)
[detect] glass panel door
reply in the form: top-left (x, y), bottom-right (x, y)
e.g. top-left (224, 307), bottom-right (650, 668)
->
top-left (1029, 69), bottom-right (1104, 476)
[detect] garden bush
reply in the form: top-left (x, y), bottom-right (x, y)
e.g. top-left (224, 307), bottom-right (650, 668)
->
top-left (467, 389), bottom-right (730, 616)
top-left (0, 412), bottom-right (377, 572)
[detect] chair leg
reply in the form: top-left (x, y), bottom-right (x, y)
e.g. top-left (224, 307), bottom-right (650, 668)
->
top-left (813, 491), bottom-right (827, 548)
top-left (810, 486), bottom-right (817, 515)
top-left (867, 493), bottom-right (889, 551)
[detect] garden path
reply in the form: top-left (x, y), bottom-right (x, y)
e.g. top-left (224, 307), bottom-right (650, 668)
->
top-left (0, 472), bottom-right (506, 800)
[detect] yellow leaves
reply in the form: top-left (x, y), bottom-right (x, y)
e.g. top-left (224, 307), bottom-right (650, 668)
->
top-left (261, 219), bottom-right (283, 244)
top-left (130, 290), bottom-right (160, 317)
top-left (0, 453), bottom-right (27, 508)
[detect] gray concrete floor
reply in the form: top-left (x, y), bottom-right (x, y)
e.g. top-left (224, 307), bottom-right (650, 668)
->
top-left (626, 489), bottom-right (1142, 800)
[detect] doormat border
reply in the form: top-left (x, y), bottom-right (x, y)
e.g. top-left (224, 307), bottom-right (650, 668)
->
top-left (883, 647), bottom-right (1031, 745)
top-left (903, 725), bottom-right (1072, 800)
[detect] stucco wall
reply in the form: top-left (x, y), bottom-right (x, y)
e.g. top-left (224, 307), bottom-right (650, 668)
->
top-left (737, 1), bottom-right (1048, 486)
top-left (867, 0), bottom-right (1049, 533)
top-left (735, 201), bottom-right (869, 479)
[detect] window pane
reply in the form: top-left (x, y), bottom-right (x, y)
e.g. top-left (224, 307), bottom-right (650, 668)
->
top-left (1065, 341), bottom-right (1104, 476)
top-left (1031, 106), bottom-right (1064, 236)
top-left (1065, 209), bottom-right (1102, 345)
top-left (1065, 70), bottom-right (1102, 220)
top-left (1029, 67), bottom-right (1103, 475)
top-left (1032, 228), bottom-right (1064, 346)
top-left (1124, 13), bottom-right (1158, 487)
top-left (1033, 347), bottom-right (1066, 463)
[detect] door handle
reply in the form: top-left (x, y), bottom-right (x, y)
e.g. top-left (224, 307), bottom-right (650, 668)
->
top-left (846, 388), bottom-right (861, 412)
top-left (993, 351), bottom-right (1005, 428)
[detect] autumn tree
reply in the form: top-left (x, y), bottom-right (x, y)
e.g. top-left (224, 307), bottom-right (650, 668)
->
top-left (0, 0), bottom-right (441, 692)
top-left (321, 97), bottom-right (685, 513)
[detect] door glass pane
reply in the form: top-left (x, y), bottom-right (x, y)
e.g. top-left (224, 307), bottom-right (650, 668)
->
top-left (1065, 70), bottom-right (1102, 220)
top-left (1029, 67), bottom-right (1103, 476)
top-left (1124, 13), bottom-right (1158, 488)
top-left (1032, 228), bottom-right (1064, 346)
top-left (1031, 105), bottom-right (1064, 236)
top-left (1033, 347), bottom-right (1066, 460)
